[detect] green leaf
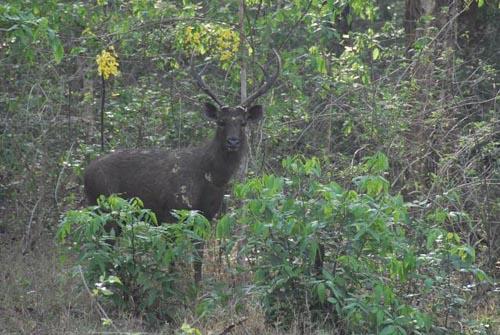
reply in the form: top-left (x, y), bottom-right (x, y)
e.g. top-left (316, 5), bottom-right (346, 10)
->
top-left (316, 56), bottom-right (327, 74)
top-left (52, 39), bottom-right (64, 64)
top-left (106, 275), bottom-right (122, 285)
top-left (149, 211), bottom-right (158, 225)
top-left (424, 277), bottom-right (433, 289)
top-left (342, 119), bottom-right (353, 136)
top-left (145, 291), bottom-right (158, 307)
top-left (472, 268), bottom-right (489, 282)
top-left (317, 282), bottom-right (326, 303)
top-left (375, 307), bottom-right (384, 326)
top-left (364, 152), bottom-right (389, 174)
top-left (477, 0), bottom-right (484, 7)
top-left (372, 47), bottom-right (380, 60)
top-left (216, 215), bottom-right (232, 239)
top-left (380, 325), bottom-right (397, 335)
top-left (46, 27), bottom-right (63, 64)
top-left (327, 297), bottom-right (337, 305)
top-left (426, 228), bottom-right (444, 249)
top-left (249, 199), bottom-right (265, 215)
top-left (101, 318), bottom-right (113, 326)
top-left (355, 175), bottom-right (389, 196)
top-left (99, 287), bottom-right (113, 296)
top-left (193, 213), bottom-right (211, 239)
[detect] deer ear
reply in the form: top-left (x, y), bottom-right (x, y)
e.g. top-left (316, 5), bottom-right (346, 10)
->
top-left (246, 105), bottom-right (263, 122)
top-left (204, 102), bottom-right (218, 120)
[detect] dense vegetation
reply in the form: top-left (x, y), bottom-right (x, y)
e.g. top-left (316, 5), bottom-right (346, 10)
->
top-left (1, 0), bottom-right (498, 334)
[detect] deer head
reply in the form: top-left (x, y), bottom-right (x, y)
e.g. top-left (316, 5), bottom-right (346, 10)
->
top-left (190, 49), bottom-right (281, 152)
top-left (203, 103), bottom-right (263, 152)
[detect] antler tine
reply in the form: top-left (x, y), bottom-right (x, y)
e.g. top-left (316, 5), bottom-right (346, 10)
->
top-left (241, 48), bottom-right (281, 107)
top-left (189, 55), bottom-right (224, 107)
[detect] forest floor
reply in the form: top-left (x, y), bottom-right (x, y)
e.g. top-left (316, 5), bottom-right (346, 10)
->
top-left (0, 229), bottom-right (308, 334)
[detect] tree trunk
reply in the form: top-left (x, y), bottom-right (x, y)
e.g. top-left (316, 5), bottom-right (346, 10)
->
top-left (237, 0), bottom-right (250, 181)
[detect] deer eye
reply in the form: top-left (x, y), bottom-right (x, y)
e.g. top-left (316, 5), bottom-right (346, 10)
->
top-left (241, 121), bottom-right (247, 127)
top-left (217, 120), bottom-right (226, 127)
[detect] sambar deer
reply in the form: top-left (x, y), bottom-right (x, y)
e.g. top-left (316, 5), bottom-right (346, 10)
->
top-left (84, 51), bottom-right (281, 283)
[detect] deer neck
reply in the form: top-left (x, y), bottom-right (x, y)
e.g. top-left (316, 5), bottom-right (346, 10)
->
top-left (202, 133), bottom-right (247, 187)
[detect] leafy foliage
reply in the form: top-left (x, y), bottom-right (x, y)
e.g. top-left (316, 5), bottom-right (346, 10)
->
top-left (227, 155), bottom-right (488, 333)
top-left (57, 195), bottom-right (210, 321)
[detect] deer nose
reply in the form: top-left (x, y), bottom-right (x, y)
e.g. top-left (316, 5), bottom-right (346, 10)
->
top-left (226, 137), bottom-right (240, 147)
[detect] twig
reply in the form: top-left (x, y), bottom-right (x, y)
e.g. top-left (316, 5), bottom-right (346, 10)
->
top-left (396, 5), bottom-right (469, 86)
top-left (78, 266), bottom-right (120, 332)
top-left (54, 141), bottom-right (75, 209)
top-left (391, 151), bottom-right (432, 188)
top-left (276, 0), bottom-right (316, 53)
top-left (22, 195), bottom-right (42, 255)
top-left (350, 144), bottom-right (369, 168)
top-left (217, 317), bottom-right (248, 335)
top-left (292, 101), bottom-right (329, 148)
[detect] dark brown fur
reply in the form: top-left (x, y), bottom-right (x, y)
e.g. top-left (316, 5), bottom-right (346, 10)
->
top-left (84, 103), bottom-right (263, 282)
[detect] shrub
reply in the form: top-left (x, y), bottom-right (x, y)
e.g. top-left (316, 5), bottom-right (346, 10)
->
top-left (226, 154), bottom-right (487, 334)
top-left (57, 195), bottom-right (210, 322)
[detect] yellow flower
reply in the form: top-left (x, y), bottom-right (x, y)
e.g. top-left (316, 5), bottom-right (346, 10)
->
top-left (192, 32), bottom-right (201, 45)
top-left (214, 27), bottom-right (239, 63)
top-left (184, 26), bottom-right (194, 43)
top-left (178, 24), bottom-right (240, 64)
top-left (96, 48), bottom-right (119, 80)
top-left (219, 50), bottom-right (233, 62)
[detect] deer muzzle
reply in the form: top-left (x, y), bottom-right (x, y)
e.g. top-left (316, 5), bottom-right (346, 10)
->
top-left (226, 137), bottom-right (241, 151)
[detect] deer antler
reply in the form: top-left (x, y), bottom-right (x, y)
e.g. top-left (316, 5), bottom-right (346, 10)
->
top-left (189, 55), bottom-right (224, 107)
top-left (241, 49), bottom-right (281, 107)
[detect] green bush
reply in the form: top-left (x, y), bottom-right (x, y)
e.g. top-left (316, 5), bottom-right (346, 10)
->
top-left (57, 195), bottom-right (210, 321)
top-left (226, 154), bottom-right (487, 334)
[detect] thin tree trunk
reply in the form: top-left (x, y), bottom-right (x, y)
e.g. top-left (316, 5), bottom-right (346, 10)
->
top-left (235, 0), bottom-right (249, 268)
top-left (239, 0), bottom-right (247, 103)
top-left (100, 75), bottom-right (105, 152)
top-left (237, 0), bottom-right (249, 180)
top-left (81, 60), bottom-right (95, 141)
